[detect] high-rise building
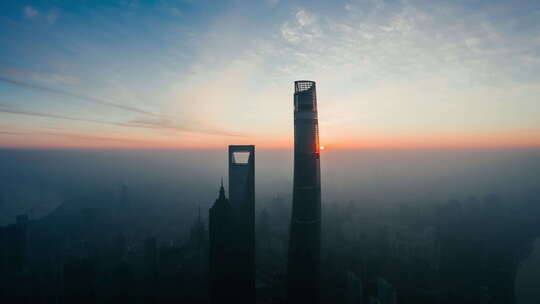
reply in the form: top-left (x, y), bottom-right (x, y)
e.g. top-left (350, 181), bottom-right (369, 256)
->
top-left (228, 145), bottom-right (255, 303)
top-left (208, 146), bottom-right (255, 303)
top-left (287, 80), bottom-right (322, 304)
top-left (209, 181), bottom-right (235, 303)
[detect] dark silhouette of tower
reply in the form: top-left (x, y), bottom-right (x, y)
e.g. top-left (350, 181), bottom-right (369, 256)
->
top-left (209, 146), bottom-right (255, 304)
top-left (209, 181), bottom-right (235, 303)
top-left (228, 145), bottom-right (255, 303)
top-left (287, 80), bottom-right (322, 304)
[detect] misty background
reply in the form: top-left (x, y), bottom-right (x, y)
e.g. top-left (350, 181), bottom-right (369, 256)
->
top-left (1, 148), bottom-right (539, 302)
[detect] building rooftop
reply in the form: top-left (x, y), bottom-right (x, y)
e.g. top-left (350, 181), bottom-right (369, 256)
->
top-left (294, 80), bottom-right (315, 93)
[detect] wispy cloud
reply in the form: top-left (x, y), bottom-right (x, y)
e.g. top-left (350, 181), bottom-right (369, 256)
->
top-left (124, 117), bottom-right (246, 137)
top-left (0, 106), bottom-right (245, 137)
top-left (46, 9), bottom-right (59, 23)
top-left (0, 73), bottom-right (247, 138)
top-left (0, 75), bottom-right (157, 117)
top-left (268, 1), bottom-right (540, 85)
top-left (0, 129), bottom-right (152, 145)
top-left (0, 131), bottom-right (24, 136)
top-left (39, 132), bottom-right (150, 145)
top-left (0, 106), bottom-right (118, 125)
top-left (0, 67), bottom-right (79, 86)
top-left (280, 9), bottom-right (321, 43)
top-left (23, 6), bottom-right (39, 19)
top-left (23, 6), bottom-right (59, 23)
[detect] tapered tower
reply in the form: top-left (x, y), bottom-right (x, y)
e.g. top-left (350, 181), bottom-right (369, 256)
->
top-left (287, 80), bottom-right (321, 303)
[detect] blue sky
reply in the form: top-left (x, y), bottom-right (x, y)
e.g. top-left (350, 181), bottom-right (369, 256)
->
top-left (1, 0), bottom-right (540, 148)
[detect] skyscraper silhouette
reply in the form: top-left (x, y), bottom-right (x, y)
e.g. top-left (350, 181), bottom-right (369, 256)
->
top-left (209, 181), bottom-right (235, 303)
top-left (209, 144), bottom-right (255, 304)
top-left (228, 145), bottom-right (255, 303)
top-left (287, 80), bottom-right (321, 304)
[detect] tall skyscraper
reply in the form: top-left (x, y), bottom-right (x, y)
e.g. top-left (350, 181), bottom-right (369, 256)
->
top-left (228, 145), bottom-right (255, 303)
top-left (209, 181), bottom-right (235, 303)
top-left (209, 145), bottom-right (255, 304)
top-left (287, 80), bottom-right (322, 304)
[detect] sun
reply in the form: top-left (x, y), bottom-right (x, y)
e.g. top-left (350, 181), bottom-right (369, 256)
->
top-left (319, 145), bottom-right (325, 151)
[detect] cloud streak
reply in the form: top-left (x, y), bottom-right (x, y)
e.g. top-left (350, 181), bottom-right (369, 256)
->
top-left (0, 131), bottom-right (24, 136)
top-left (0, 129), bottom-right (152, 145)
top-left (0, 75), bottom-right (246, 138)
top-left (0, 106), bottom-right (245, 137)
top-left (0, 68), bottom-right (80, 86)
top-left (0, 75), bottom-right (158, 117)
top-left (0, 107), bottom-right (117, 125)
top-left (123, 117), bottom-right (246, 137)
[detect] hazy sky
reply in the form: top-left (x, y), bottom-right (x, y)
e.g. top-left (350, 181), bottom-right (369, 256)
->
top-left (1, 0), bottom-right (539, 149)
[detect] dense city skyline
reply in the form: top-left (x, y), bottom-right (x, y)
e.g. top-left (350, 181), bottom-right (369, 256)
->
top-left (1, 0), bottom-right (540, 149)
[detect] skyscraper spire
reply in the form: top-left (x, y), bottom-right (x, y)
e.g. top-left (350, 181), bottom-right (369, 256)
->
top-left (218, 177), bottom-right (226, 201)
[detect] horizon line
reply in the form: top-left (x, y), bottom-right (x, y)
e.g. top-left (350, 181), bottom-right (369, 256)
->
top-left (1, 145), bottom-right (540, 151)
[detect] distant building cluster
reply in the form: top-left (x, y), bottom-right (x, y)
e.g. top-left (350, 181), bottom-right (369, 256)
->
top-left (387, 226), bottom-right (440, 271)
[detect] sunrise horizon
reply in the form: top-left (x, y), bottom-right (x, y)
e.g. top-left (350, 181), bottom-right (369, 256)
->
top-left (2, 1), bottom-right (540, 151)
